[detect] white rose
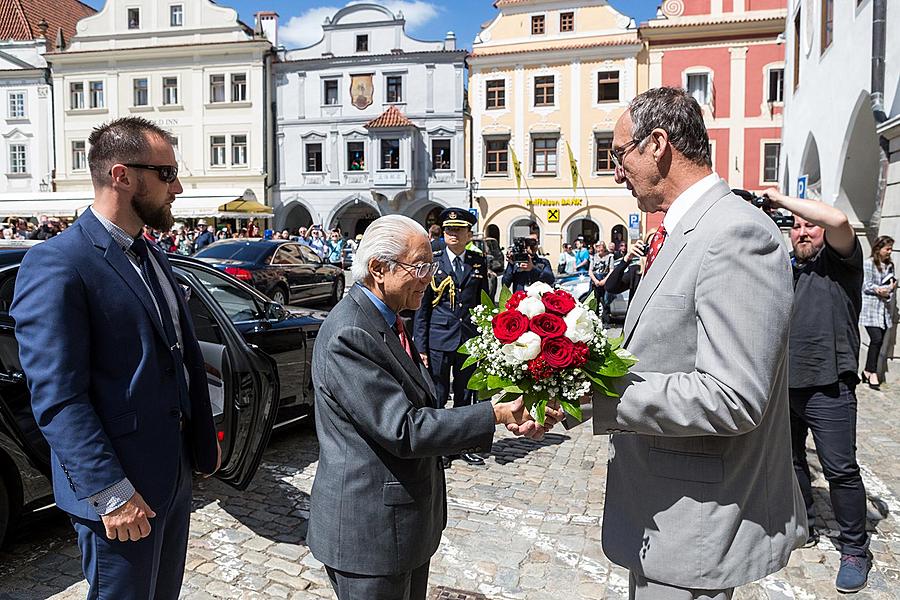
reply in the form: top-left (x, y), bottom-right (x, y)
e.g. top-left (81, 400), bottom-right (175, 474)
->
top-left (564, 306), bottom-right (595, 344)
top-left (516, 296), bottom-right (546, 318)
top-left (525, 281), bottom-right (553, 298)
top-left (499, 331), bottom-right (542, 365)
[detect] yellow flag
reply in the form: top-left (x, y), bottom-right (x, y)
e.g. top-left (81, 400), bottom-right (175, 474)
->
top-left (566, 141), bottom-right (579, 193)
top-left (509, 143), bottom-right (522, 191)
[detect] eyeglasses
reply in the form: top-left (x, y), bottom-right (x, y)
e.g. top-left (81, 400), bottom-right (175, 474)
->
top-left (109, 163), bottom-right (179, 183)
top-left (392, 260), bottom-right (440, 279)
top-left (611, 138), bottom-right (642, 170)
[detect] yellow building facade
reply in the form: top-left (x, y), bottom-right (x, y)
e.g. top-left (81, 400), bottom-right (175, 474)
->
top-left (468, 0), bottom-right (647, 262)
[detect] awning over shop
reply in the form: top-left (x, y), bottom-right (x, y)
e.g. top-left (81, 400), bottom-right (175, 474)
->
top-left (169, 189), bottom-right (273, 219)
top-left (0, 193), bottom-right (93, 218)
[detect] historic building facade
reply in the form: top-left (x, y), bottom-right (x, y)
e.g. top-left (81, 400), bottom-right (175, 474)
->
top-left (273, 3), bottom-right (467, 235)
top-left (640, 0), bottom-right (787, 231)
top-left (0, 0), bottom-right (95, 194)
top-left (468, 0), bottom-right (645, 261)
top-left (46, 0), bottom-right (275, 216)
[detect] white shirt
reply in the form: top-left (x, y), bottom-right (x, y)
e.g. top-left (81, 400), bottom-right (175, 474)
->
top-left (662, 173), bottom-right (721, 233)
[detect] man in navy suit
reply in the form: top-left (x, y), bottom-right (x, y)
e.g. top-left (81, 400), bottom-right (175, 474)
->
top-left (11, 117), bottom-right (220, 599)
top-left (413, 208), bottom-right (490, 466)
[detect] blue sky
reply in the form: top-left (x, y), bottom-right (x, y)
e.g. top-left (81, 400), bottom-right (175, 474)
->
top-left (85, 1), bottom-right (662, 50)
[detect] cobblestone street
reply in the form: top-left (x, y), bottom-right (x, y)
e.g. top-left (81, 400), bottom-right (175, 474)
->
top-left (0, 383), bottom-right (897, 600)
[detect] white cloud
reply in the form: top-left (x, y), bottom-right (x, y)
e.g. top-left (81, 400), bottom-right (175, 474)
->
top-left (279, 1), bottom-right (441, 49)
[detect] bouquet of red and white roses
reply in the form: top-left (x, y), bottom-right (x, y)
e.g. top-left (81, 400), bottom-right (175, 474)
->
top-left (458, 282), bottom-right (637, 424)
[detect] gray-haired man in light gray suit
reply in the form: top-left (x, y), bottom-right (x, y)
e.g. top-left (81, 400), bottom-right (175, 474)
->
top-left (584, 87), bottom-right (807, 599)
top-left (308, 215), bottom-right (563, 600)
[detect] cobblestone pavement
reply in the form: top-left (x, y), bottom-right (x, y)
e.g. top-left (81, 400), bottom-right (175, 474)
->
top-left (0, 383), bottom-right (897, 600)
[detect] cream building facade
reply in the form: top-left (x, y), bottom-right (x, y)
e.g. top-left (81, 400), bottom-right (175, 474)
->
top-left (468, 0), bottom-right (646, 262)
top-left (47, 0), bottom-right (275, 218)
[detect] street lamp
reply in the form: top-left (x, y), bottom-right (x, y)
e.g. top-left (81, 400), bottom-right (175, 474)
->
top-left (468, 178), bottom-right (479, 209)
top-left (39, 180), bottom-right (49, 193)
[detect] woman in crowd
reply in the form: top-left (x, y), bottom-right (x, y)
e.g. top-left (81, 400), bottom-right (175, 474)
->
top-left (326, 229), bottom-right (345, 267)
top-left (589, 241), bottom-right (615, 321)
top-left (861, 235), bottom-right (896, 389)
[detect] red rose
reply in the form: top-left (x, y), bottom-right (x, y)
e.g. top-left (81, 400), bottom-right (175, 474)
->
top-left (541, 336), bottom-right (576, 368)
top-left (529, 312), bottom-right (567, 338)
top-left (527, 355), bottom-right (554, 380)
top-left (572, 341), bottom-right (589, 367)
top-left (492, 310), bottom-right (530, 344)
top-left (542, 290), bottom-right (577, 315)
top-left (505, 290), bottom-right (528, 310)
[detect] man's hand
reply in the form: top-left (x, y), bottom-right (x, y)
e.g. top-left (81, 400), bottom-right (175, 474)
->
top-left (101, 491), bottom-right (156, 542)
top-left (494, 398), bottom-right (565, 440)
top-left (419, 353), bottom-right (430, 368)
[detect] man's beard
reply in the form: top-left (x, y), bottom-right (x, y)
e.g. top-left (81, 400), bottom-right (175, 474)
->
top-left (131, 177), bottom-right (174, 231)
top-left (792, 241), bottom-right (819, 263)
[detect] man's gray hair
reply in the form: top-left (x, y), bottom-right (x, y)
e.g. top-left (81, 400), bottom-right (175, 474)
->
top-left (629, 87), bottom-right (711, 168)
top-left (350, 214), bottom-right (428, 283)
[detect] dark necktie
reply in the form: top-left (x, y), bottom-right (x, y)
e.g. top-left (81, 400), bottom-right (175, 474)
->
top-left (131, 238), bottom-right (192, 419)
top-left (453, 256), bottom-right (463, 281)
top-left (645, 225), bottom-right (668, 273)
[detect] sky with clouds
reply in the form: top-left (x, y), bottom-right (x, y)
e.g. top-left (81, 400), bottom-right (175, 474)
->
top-left (85, 1), bottom-right (662, 50)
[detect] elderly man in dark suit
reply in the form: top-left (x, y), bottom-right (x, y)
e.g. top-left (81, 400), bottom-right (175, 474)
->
top-left (11, 117), bottom-right (220, 599)
top-left (308, 214), bottom-right (562, 600)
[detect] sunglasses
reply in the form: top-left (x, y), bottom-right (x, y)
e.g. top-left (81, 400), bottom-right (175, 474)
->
top-left (110, 163), bottom-right (179, 183)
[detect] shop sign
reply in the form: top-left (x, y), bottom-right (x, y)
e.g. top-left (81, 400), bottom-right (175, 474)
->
top-left (525, 197), bottom-right (583, 207)
top-left (547, 208), bottom-right (560, 223)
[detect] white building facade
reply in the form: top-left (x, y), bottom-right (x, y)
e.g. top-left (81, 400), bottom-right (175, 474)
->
top-left (47, 0), bottom-right (275, 215)
top-left (273, 3), bottom-right (467, 235)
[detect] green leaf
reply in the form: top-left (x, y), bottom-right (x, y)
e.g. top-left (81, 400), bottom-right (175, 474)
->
top-left (487, 375), bottom-right (515, 390)
top-left (608, 335), bottom-right (624, 351)
top-left (467, 370), bottom-right (488, 391)
top-left (457, 338), bottom-right (473, 355)
top-left (496, 391), bottom-right (520, 404)
top-left (534, 399), bottom-right (547, 425)
top-left (614, 347), bottom-right (638, 367)
top-left (480, 290), bottom-right (496, 311)
top-left (461, 354), bottom-right (479, 369)
top-left (498, 285), bottom-right (512, 309)
top-left (477, 387), bottom-right (501, 400)
top-left (587, 293), bottom-right (598, 312)
top-left (582, 370), bottom-right (620, 397)
top-left (560, 400), bottom-right (582, 422)
top-left (598, 353), bottom-right (629, 378)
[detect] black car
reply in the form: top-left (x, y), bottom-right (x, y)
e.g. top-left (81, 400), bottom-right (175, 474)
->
top-left (0, 249), bottom-right (325, 544)
top-left (194, 239), bottom-right (345, 307)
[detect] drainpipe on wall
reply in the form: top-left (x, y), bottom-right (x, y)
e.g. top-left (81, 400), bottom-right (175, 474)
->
top-left (869, 0), bottom-right (889, 237)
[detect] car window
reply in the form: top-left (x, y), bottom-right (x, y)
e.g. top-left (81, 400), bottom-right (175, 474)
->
top-left (184, 284), bottom-right (226, 345)
top-left (298, 245), bottom-right (322, 264)
top-left (182, 266), bottom-right (262, 323)
top-left (195, 243), bottom-right (270, 262)
top-left (0, 270), bottom-right (16, 317)
top-left (272, 245), bottom-right (303, 265)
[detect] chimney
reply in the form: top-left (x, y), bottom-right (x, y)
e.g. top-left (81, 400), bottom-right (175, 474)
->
top-left (255, 11), bottom-right (279, 47)
top-left (444, 31), bottom-right (456, 51)
top-left (37, 19), bottom-right (49, 38)
top-left (55, 27), bottom-right (65, 51)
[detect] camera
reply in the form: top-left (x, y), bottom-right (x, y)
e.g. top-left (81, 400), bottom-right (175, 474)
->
top-left (732, 189), bottom-right (794, 228)
top-left (511, 237), bottom-right (531, 264)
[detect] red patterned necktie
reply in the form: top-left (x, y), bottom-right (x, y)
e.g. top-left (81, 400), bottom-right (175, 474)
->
top-left (644, 225), bottom-right (668, 272)
top-left (394, 317), bottom-right (414, 360)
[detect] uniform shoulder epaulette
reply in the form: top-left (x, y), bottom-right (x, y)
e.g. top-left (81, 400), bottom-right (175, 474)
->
top-left (433, 249), bottom-right (445, 257)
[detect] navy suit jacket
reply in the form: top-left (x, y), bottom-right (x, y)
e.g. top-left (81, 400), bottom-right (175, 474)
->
top-left (10, 208), bottom-right (217, 521)
top-left (413, 248), bottom-right (489, 353)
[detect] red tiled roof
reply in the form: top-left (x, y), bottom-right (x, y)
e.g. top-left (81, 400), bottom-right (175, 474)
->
top-left (365, 105), bottom-right (416, 129)
top-left (470, 37), bottom-right (640, 59)
top-left (641, 11), bottom-right (787, 29)
top-left (0, 0), bottom-right (95, 43)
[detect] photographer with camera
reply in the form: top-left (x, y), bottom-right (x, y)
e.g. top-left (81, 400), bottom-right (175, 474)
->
top-left (763, 187), bottom-right (872, 593)
top-left (501, 237), bottom-right (554, 292)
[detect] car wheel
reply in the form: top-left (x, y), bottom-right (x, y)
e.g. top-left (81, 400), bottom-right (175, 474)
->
top-left (270, 286), bottom-right (289, 306)
top-left (329, 277), bottom-right (344, 305)
top-left (0, 476), bottom-right (9, 547)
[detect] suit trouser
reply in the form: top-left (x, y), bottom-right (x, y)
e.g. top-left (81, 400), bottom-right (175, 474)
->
top-left (629, 572), bottom-right (733, 600)
top-left (326, 560), bottom-right (430, 600)
top-left (71, 447), bottom-right (192, 600)
top-left (428, 348), bottom-right (475, 409)
top-left (789, 381), bottom-right (869, 556)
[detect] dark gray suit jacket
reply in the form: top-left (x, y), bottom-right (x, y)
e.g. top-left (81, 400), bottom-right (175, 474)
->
top-left (308, 284), bottom-right (496, 575)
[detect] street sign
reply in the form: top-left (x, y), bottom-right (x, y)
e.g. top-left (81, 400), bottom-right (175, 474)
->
top-left (797, 175), bottom-right (808, 199)
top-left (627, 212), bottom-right (641, 240)
top-left (547, 208), bottom-right (560, 223)
top-left (467, 207), bottom-right (478, 221)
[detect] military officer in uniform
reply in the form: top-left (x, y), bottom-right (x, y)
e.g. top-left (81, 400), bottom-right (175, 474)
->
top-left (414, 208), bottom-right (490, 466)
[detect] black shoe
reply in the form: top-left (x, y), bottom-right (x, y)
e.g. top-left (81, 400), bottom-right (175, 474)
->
top-left (460, 453), bottom-right (485, 466)
top-left (441, 455), bottom-right (454, 469)
top-left (802, 529), bottom-right (820, 548)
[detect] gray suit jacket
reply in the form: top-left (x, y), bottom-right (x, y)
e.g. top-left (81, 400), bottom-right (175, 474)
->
top-left (591, 180), bottom-right (807, 589)
top-left (308, 284), bottom-right (496, 576)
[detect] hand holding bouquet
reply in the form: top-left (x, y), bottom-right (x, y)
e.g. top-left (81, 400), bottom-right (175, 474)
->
top-left (459, 282), bottom-right (637, 424)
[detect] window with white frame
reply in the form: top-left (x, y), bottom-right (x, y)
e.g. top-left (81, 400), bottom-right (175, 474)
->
top-left (597, 71), bottom-right (619, 103)
top-left (127, 7), bottom-right (140, 29)
top-left (89, 81), bottom-right (104, 108)
top-left (305, 143), bottom-right (323, 172)
top-left (532, 137), bottom-right (558, 175)
top-left (163, 77), bottom-right (178, 105)
top-left (8, 144), bottom-right (26, 174)
top-left (231, 73), bottom-right (247, 102)
top-left (170, 4), bottom-right (183, 27)
top-left (763, 142), bottom-right (781, 182)
top-left (386, 76), bottom-right (403, 103)
top-left (210, 74), bottom-right (225, 103)
top-left (686, 72), bottom-right (710, 105)
top-left (380, 139), bottom-right (400, 170)
top-left (210, 136), bottom-right (226, 166)
top-left (231, 135), bottom-right (247, 166)
top-left (70, 82), bottom-right (84, 109)
top-left (432, 139), bottom-right (451, 170)
top-left (356, 35), bottom-right (368, 52)
top-left (72, 140), bottom-right (86, 171)
top-left (347, 141), bottom-right (365, 170)
top-left (560, 12), bottom-right (574, 32)
top-left (768, 68), bottom-right (785, 103)
top-left (485, 80), bottom-right (505, 109)
top-left (7, 91), bottom-right (25, 118)
top-left (594, 133), bottom-right (614, 173)
top-left (531, 15), bottom-right (545, 35)
top-left (133, 78), bottom-right (148, 106)
top-left (323, 79), bottom-right (339, 105)
top-left (534, 76), bottom-right (554, 107)
top-left (484, 137), bottom-right (509, 174)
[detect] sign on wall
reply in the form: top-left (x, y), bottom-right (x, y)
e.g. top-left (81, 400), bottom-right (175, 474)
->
top-left (797, 175), bottom-right (808, 199)
top-left (547, 208), bottom-right (560, 223)
top-left (628, 213), bottom-right (641, 240)
top-left (350, 74), bottom-right (374, 110)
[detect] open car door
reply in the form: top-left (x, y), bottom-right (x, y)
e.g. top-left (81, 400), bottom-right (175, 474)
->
top-left (176, 267), bottom-right (280, 491)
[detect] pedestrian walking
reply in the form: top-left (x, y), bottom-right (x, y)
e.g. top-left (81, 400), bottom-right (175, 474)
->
top-left (11, 117), bottom-right (220, 600)
top-left (860, 235), bottom-right (895, 389)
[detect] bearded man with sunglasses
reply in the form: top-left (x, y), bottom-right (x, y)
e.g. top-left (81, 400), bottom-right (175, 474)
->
top-left (11, 117), bottom-right (220, 599)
